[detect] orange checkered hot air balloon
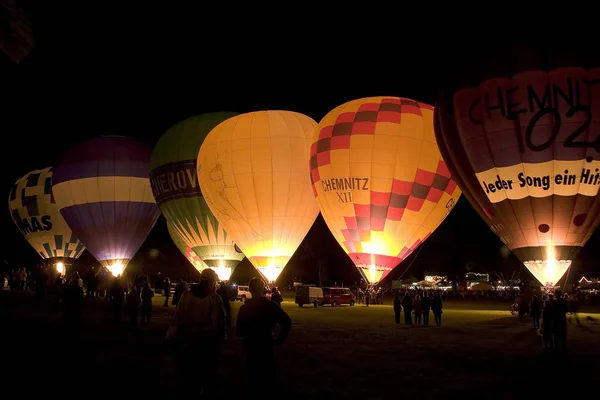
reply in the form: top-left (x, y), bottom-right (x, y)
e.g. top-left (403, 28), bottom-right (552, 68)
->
top-left (310, 97), bottom-right (462, 285)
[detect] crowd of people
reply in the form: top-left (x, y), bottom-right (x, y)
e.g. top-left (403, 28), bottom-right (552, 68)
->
top-left (3, 265), bottom-right (293, 397)
top-left (512, 291), bottom-right (588, 351)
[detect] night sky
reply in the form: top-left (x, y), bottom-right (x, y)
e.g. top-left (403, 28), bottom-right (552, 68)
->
top-left (1, 6), bottom-right (598, 284)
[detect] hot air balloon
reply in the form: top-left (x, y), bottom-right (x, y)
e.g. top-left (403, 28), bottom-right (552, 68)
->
top-left (51, 136), bottom-right (161, 277)
top-left (8, 167), bottom-right (85, 273)
top-left (310, 97), bottom-right (462, 285)
top-left (434, 39), bottom-right (600, 289)
top-left (167, 221), bottom-right (209, 273)
top-left (149, 113), bottom-right (244, 282)
top-left (197, 111), bottom-right (320, 283)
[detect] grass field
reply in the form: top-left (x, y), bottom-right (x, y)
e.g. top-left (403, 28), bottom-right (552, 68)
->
top-left (2, 290), bottom-right (599, 399)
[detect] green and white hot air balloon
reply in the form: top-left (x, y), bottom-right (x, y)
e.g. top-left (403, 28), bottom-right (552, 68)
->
top-left (150, 113), bottom-right (244, 282)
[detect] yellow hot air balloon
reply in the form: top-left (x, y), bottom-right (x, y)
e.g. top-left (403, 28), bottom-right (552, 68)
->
top-left (197, 111), bottom-right (320, 282)
top-left (310, 97), bottom-right (462, 285)
top-left (8, 167), bottom-right (85, 272)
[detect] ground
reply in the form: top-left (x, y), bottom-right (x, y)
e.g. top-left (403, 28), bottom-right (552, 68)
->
top-left (2, 291), bottom-right (599, 399)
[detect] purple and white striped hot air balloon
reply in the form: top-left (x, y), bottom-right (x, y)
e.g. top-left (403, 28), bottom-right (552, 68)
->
top-left (51, 136), bottom-right (160, 276)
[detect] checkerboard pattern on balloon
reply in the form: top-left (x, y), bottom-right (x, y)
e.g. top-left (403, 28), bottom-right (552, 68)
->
top-left (8, 167), bottom-right (85, 260)
top-left (310, 97), bottom-right (461, 278)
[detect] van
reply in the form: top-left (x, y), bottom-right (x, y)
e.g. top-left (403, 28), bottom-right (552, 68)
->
top-left (236, 285), bottom-right (252, 302)
top-left (321, 287), bottom-right (355, 306)
top-left (295, 286), bottom-right (324, 308)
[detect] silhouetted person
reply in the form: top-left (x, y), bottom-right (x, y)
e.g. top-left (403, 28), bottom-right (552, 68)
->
top-left (393, 291), bottom-right (401, 324)
top-left (553, 291), bottom-right (568, 351)
top-left (529, 295), bottom-right (541, 329)
top-left (85, 267), bottom-right (96, 297)
top-left (36, 266), bottom-right (49, 304)
top-left (163, 277), bottom-right (171, 307)
top-left (414, 294), bottom-right (424, 324)
top-left (541, 294), bottom-right (554, 349)
top-left (62, 271), bottom-right (84, 329)
top-left (109, 277), bottom-right (125, 322)
top-left (127, 285), bottom-right (141, 323)
top-left (141, 282), bottom-right (154, 323)
top-left (402, 293), bottom-right (413, 325)
top-left (53, 274), bottom-right (65, 308)
top-left (167, 269), bottom-right (226, 397)
top-left (431, 292), bottom-right (443, 327)
top-left (270, 286), bottom-right (283, 307)
top-left (422, 292), bottom-right (431, 325)
top-left (216, 282), bottom-right (232, 327)
top-left (518, 297), bottom-right (528, 321)
top-left (566, 294), bottom-right (580, 325)
top-left (172, 279), bottom-right (187, 307)
top-left (237, 277), bottom-right (291, 394)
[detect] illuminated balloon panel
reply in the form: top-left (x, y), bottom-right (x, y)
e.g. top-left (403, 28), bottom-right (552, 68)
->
top-left (149, 113), bottom-right (245, 273)
top-left (167, 221), bottom-right (209, 273)
top-left (435, 46), bottom-right (600, 287)
top-left (8, 167), bottom-right (85, 265)
top-left (52, 136), bottom-right (161, 276)
top-left (197, 111), bottom-right (320, 282)
top-left (311, 97), bottom-right (462, 284)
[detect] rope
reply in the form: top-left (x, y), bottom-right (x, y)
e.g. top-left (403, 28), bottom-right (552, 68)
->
top-left (561, 262), bottom-right (572, 293)
top-left (394, 241), bottom-right (426, 283)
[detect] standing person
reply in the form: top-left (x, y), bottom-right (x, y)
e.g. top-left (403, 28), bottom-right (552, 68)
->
top-left (402, 292), bottom-right (413, 325)
top-left (422, 292), bottom-right (431, 326)
top-left (109, 277), bottom-right (125, 322)
top-left (431, 291), bottom-right (443, 327)
top-left (216, 282), bottom-right (232, 328)
top-left (553, 291), bottom-right (569, 351)
top-left (566, 293), bottom-right (581, 325)
top-left (141, 282), bottom-right (154, 323)
top-left (541, 294), bottom-right (554, 349)
top-left (62, 272), bottom-right (84, 333)
top-left (126, 285), bottom-right (141, 324)
top-left (236, 278), bottom-right (291, 394)
top-left (393, 290), bottom-right (402, 324)
top-left (172, 279), bottom-right (187, 308)
top-left (529, 295), bottom-right (541, 329)
top-left (163, 277), bottom-right (171, 307)
top-left (270, 286), bottom-right (283, 307)
top-left (167, 269), bottom-right (226, 397)
top-left (413, 294), bottom-right (423, 324)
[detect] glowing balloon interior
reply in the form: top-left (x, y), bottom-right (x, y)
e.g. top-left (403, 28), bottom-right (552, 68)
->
top-left (8, 167), bottom-right (85, 262)
top-left (167, 221), bottom-right (211, 273)
top-left (149, 113), bottom-right (245, 274)
top-left (311, 97), bottom-right (462, 284)
top-left (197, 111), bottom-right (320, 282)
top-left (52, 136), bottom-right (161, 274)
top-left (435, 58), bottom-right (600, 287)
top-left (55, 262), bottom-right (64, 275)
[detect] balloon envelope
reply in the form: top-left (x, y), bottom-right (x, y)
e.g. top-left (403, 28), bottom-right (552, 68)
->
top-left (149, 113), bottom-right (244, 278)
top-left (52, 136), bottom-right (160, 276)
top-left (197, 111), bottom-right (320, 282)
top-left (311, 97), bottom-right (461, 284)
top-left (8, 167), bottom-right (85, 264)
top-left (167, 221), bottom-right (209, 274)
top-left (434, 40), bottom-right (600, 287)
